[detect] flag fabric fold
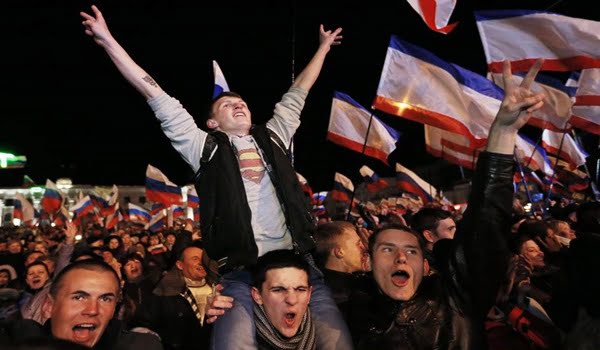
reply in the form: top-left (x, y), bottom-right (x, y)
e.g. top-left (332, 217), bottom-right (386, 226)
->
top-left (41, 179), bottom-right (64, 214)
top-left (331, 172), bottom-right (355, 203)
top-left (571, 68), bottom-right (600, 134)
top-left (515, 134), bottom-right (554, 178)
top-left (424, 125), bottom-right (480, 169)
top-left (14, 193), bottom-right (35, 224)
top-left (359, 165), bottom-right (389, 193)
top-left (328, 91), bottom-right (399, 165)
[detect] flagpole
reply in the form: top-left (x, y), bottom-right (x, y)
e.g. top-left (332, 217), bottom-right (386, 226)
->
top-left (571, 129), bottom-right (600, 199)
top-left (525, 134), bottom-right (543, 170)
top-left (288, 0), bottom-right (297, 166)
top-left (346, 113), bottom-right (375, 221)
top-left (544, 131), bottom-right (567, 209)
top-left (514, 153), bottom-right (536, 218)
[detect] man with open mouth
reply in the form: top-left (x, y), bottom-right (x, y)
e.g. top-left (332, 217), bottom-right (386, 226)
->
top-left (343, 59), bottom-right (547, 349)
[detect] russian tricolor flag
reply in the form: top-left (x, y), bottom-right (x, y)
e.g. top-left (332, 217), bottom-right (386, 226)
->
top-left (331, 172), bottom-right (354, 203)
top-left (359, 166), bottom-right (389, 193)
top-left (373, 35), bottom-right (501, 148)
top-left (71, 196), bottom-right (96, 220)
top-left (128, 203), bottom-right (152, 223)
top-left (146, 211), bottom-right (166, 233)
top-left (312, 191), bottom-right (328, 206)
top-left (213, 60), bottom-right (230, 99)
top-left (328, 91), bottom-right (400, 165)
top-left (395, 163), bottom-right (436, 204)
top-left (105, 204), bottom-right (122, 230)
top-left (146, 164), bottom-right (183, 206)
top-left (475, 10), bottom-right (600, 74)
top-left (187, 186), bottom-right (200, 209)
top-left (13, 193), bottom-right (35, 224)
top-left (41, 179), bottom-right (64, 214)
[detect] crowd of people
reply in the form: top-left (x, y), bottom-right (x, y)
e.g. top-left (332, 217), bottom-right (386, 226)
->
top-left (0, 4), bottom-right (599, 350)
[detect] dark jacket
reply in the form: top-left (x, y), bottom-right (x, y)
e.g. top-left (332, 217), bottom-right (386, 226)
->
top-left (195, 126), bottom-right (315, 271)
top-left (149, 268), bottom-right (211, 350)
top-left (3, 318), bottom-right (163, 350)
top-left (344, 152), bottom-right (515, 350)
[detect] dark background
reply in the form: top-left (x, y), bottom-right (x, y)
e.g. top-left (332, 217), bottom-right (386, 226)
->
top-left (1, 0), bottom-right (596, 192)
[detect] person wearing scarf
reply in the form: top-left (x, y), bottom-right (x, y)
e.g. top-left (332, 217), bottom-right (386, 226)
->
top-left (251, 250), bottom-right (316, 350)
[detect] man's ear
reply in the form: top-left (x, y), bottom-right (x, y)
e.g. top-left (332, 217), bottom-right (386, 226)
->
top-left (251, 287), bottom-right (262, 305)
top-left (422, 230), bottom-right (435, 244)
top-left (333, 246), bottom-right (344, 259)
top-left (175, 260), bottom-right (184, 271)
top-left (206, 118), bottom-right (219, 130)
top-left (423, 258), bottom-right (430, 276)
top-left (42, 295), bottom-right (54, 320)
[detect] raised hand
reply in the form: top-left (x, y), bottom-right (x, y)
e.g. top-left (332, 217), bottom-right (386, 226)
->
top-left (80, 5), bottom-right (114, 48)
top-left (319, 25), bottom-right (343, 52)
top-left (64, 220), bottom-right (77, 245)
top-left (495, 59), bottom-right (545, 131)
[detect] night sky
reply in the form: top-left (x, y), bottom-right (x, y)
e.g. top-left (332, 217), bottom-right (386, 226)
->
top-left (2, 0), bottom-right (596, 193)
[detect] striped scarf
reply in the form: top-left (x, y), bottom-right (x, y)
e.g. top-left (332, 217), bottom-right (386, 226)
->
top-left (253, 302), bottom-right (316, 350)
top-left (180, 287), bottom-right (203, 325)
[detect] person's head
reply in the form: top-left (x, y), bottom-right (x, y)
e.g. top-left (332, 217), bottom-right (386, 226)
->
top-left (34, 242), bottom-right (49, 256)
top-left (206, 91), bottom-right (252, 136)
top-left (0, 266), bottom-right (15, 286)
top-left (251, 250), bottom-right (312, 338)
top-left (176, 246), bottom-right (207, 281)
top-left (165, 232), bottom-right (177, 246)
top-left (25, 262), bottom-right (50, 290)
top-left (100, 248), bottom-right (114, 264)
top-left (547, 219), bottom-right (576, 240)
top-left (368, 223), bottom-right (429, 301)
top-left (314, 221), bottom-right (366, 273)
top-left (121, 233), bottom-right (131, 246)
top-left (148, 234), bottom-right (160, 247)
top-left (121, 253), bottom-right (144, 282)
top-left (511, 234), bottom-right (545, 268)
top-left (410, 208), bottom-right (456, 250)
top-left (39, 256), bottom-right (57, 275)
top-left (43, 260), bottom-right (120, 348)
top-left (25, 250), bottom-right (45, 266)
top-left (8, 240), bottom-right (22, 254)
top-left (107, 236), bottom-right (120, 250)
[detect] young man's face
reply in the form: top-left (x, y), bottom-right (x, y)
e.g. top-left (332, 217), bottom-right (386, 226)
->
top-left (208, 96), bottom-right (252, 135)
top-left (433, 217), bottom-right (457, 242)
top-left (251, 267), bottom-right (312, 338)
top-left (123, 259), bottom-right (143, 281)
top-left (370, 229), bottom-right (429, 301)
top-left (43, 269), bottom-right (119, 348)
top-left (338, 227), bottom-right (367, 272)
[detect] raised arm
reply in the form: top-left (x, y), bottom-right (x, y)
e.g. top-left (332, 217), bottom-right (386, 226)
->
top-left (292, 25), bottom-right (343, 92)
top-left (80, 5), bottom-right (163, 100)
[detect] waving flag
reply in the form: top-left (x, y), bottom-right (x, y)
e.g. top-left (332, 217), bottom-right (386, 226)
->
top-left (331, 172), bottom-right (355, 203)
top-left (328, 91), bottom-right (399, 165)
top-left (146, 211), bottom-right (166, 233)
top-left (146, 164), bottom-right (183, 206)
top-left (187, 186), bottom-right (200, 209)
top-left (571, 68), bottom-right (600, 134)
top-left (71, 196), bottom-right (96, 220)
top-left (128, 203), bottom-right (151, 223)
top-left (14, 193), bottom-right (35, 224)
top-left (405, 0), bottom-right (458, 34)
top-left (312, 191), bottom-right (328, 206)
top-left (373, 35), bottom-right (501, 148)
top-left (213, 60), bottom-right (230, 99)
top-left (359, 165), bottom-right (389, 193)
top-left (515, 134), bottom-right (554, 178)
top-left (53, 206), bottom-right (71, 227)
top-left (395, 163), bottom-right (436, 204)
top-left (41, 179), bottom-right (64, 214)
top-left (475, 10), bottom-right (600, 74)
top-left (489, 72), bottom-right (575, 131)
top-left (424, 125), bottom-right (480, 169)
top-left (541, 130), bottom-right (588, 170)
top-left (105, 204), bottom-right (122, 230)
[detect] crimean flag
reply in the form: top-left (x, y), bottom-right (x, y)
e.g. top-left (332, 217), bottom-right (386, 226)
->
top-left (146, 164), bottom-right (183, 206)
top-left (328, 91), bottom-right (399, 165)
top-left (41, 179), bottom-right (64, 215)
top-left (213, 60), bottom-right (230, 99)
top-left (475, 10), bottom-right (600, 74)
top-left (395, 163), bottom-right (436, 204)
top-left (541, 130), bottom-right (588, 170)
top-left (572, 68), bottom-right (600, 135)
top-left (373, 35), bottom-right (501, 148)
